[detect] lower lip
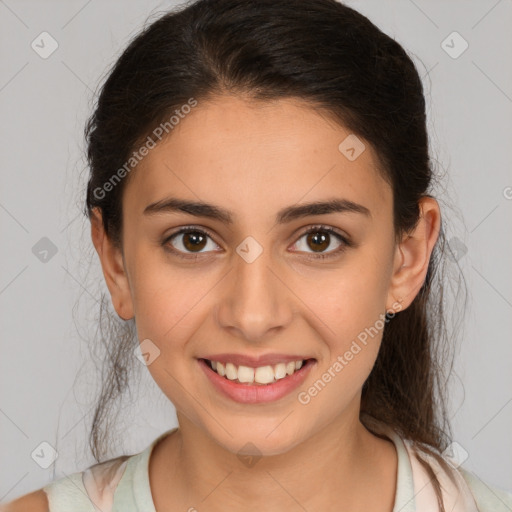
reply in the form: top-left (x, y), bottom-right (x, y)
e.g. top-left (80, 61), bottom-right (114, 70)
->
top-left (198, 358), bottom-right (315, 404)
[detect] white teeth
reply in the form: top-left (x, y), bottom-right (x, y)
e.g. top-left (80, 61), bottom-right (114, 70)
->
top-left (254, 366), bottom-right (275, 384)
top-left (208, 359), bottom-right (307, 384)
top-left (237, 365), bottom-right (254, 383)
top-left (274, 363), bottom-right (287, 380)
top-left (225, 362), bottom-right (238, 380)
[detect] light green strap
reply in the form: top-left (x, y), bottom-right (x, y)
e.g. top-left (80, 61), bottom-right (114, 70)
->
top-left (459, 468), bottom-right (512, 512)
top-left (112, 437), bottom-right (163, 512)
top-left (43, 471), bottom-right (97, 512)
top-left (115, 428), bottom-right (178, 511)
top-left (43, 456), bottom-right (131, 512)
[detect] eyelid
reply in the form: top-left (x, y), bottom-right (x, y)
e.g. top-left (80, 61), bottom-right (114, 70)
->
top-left (293, 224), bottom-right (351, 244)
top-left (167, 224), bottom-right (219, 244)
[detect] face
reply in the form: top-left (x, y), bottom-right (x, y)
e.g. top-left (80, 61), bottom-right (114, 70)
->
top-left (93, 94), bottom-right (437, 457)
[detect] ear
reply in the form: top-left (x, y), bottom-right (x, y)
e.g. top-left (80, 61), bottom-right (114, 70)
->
top-left (90, 207), bottom-right (134, 320)
top-left (386, 196), bottom-right (441, 312)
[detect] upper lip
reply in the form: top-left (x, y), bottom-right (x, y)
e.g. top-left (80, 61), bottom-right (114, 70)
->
top-left (200, 353), bottom-right (314, 368)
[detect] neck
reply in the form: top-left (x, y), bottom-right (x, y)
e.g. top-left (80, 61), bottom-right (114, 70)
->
top-left (150, 406), bottom-right (397, 511)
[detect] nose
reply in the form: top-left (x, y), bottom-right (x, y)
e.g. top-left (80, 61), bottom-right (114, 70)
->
top-left (215, 245), bottom-right (294, 343)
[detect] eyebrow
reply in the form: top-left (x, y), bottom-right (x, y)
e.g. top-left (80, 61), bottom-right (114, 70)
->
top-left (143, 196), bottom-right (371, 224)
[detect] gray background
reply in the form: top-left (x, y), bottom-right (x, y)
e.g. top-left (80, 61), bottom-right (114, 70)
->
top-left (1, 0), bottom-right (511, 502)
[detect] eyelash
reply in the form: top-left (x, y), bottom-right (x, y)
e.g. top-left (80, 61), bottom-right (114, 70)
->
top-left (162, 224), bottom-right (353, 261)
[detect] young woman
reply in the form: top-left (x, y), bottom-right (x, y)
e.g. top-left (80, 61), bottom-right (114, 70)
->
top-left (3, 0), bottom-right (511, 511)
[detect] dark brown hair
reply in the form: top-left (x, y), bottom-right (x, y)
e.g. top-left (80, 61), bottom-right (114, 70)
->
top-left (82, 1), bottom-right (467, 508)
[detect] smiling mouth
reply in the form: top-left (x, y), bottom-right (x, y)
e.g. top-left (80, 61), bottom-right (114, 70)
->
top-left (199, 357), bottom-right (315, 386)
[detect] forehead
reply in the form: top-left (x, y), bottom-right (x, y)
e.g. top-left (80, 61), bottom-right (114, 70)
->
top-left (123, 95), bottom-right (391, 223)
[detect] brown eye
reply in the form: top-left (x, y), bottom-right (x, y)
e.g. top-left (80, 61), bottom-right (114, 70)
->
top-left (164, 228), bottom-right (219, 256)
top-left (181, 231), bottom-right (208, 252)
top-left (306, 231), bottom-right (330, 252)
top-left (292, 226), bottom-right (351, 259)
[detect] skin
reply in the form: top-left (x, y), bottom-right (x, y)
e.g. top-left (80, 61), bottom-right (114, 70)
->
top-left (83, 94), bottom-right (440, 512)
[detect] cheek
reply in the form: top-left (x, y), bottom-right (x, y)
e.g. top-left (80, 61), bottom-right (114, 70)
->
top-left (126, 244), bottom-right (204, 348)
top-left (133, 273), bottom-right (202, 345)
top-left (294, 240), bottom-right (393, 387)
top-left (305, 253), bottom-right (391, 340)
top-left (129, 258), bottom-right (208, 412)
top-left (294, 269), bottom-right (387, 419)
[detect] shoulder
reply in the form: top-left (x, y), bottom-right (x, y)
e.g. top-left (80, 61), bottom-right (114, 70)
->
top-left (458, 467), bottom-right (512, 512)
top-left (0, 488), bottom-right (49, 512)
top-left (1, 454), bottom-right (132, 512)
